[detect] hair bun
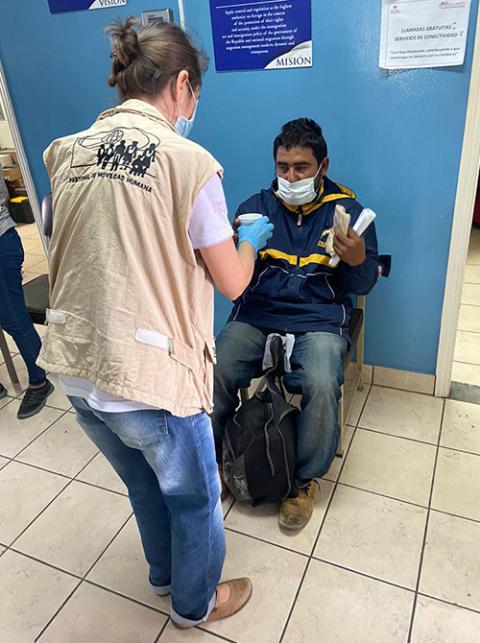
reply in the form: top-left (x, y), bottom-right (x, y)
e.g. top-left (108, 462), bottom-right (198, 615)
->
top-left (107, 17), bottom-right (140, 68)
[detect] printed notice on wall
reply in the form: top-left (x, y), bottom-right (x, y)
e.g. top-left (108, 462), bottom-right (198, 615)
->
top-left (48, 0), bottom-right (127, 14)
top-left (379, 0), bottom-right (471, 69)
top-left (209, 0), bottom-right (312, 72)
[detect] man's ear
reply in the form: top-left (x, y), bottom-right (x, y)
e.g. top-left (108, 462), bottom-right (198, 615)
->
top-left (321, 158), bottom-right (330, 177)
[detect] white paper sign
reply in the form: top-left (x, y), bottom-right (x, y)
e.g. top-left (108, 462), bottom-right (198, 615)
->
top-left (380, 0), bottom-right (471, 69)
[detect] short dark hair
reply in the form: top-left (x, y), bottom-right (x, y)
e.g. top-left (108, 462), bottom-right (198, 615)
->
top-left (273, 118), bottom-right (328, 165)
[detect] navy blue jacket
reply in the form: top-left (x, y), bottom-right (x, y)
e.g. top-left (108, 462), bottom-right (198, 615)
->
top-left (230, 177), bottom-right (387, 340)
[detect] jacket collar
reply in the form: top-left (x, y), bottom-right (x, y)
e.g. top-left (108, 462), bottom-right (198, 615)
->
top-left (97, 99), bottom-right (176, 132)
top-left (273, 176), bottom-right (356, 217)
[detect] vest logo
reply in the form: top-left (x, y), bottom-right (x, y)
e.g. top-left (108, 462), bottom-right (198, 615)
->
top-left (89, 0), bottom-right (127, 9)
top-left (265, 41), bottom-right (313, 70)
top-left (69, 127), bottom-right (160, 193)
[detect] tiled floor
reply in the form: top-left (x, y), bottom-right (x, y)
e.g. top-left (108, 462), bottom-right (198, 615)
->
top-left (453, 226), bottom-right (480, 390)
top-left (1, 350), bottom-right (480, 641)
top-left (16, 221), bottom-right (48, 285)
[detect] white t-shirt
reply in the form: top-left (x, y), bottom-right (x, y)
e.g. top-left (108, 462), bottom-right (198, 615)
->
top-left (60, 173), bottom-right (232, 412)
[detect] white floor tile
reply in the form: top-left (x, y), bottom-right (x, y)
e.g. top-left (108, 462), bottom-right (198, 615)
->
top-left (315, 485), bottom-right (427, 589)
top-left (458, 304), bottom-right (480, 333)
top-left (454, 331), bottom-right (480, 365)
top-left (461, 284), bottom-right (480, 306)
top-left (23, 253), bottom-right (46, 271)
top-left (420, 511), bottom-right (480, 611)
top-left (346, 384), bottom-right (370, 426)
top-left (44, 373), bottom-right (72, 411)
top-left (0, 394), bottom-right (13, 410)
top-left (87, 517), bottom-right (170, 613)
top-left (17, 223), bottom-right (42, 240)
top-left (283, 560), bottom-right (414, 643)
top-left (468, 246), bottom-right (480, 265)
top-left (324, 425), bottom-right (355, 481)
top-left (411, 595), bottom-right (480, 643)
top-left (0, 455), bottom-right (9, 470)
top-left (15, 481), bottom-right (131, 576)
top-left (17, 412), bottom-right (98, 477)
top-left (0, 353), bottom-right (29, 394)
top-left (451, 361), bottom-right (480, 387)
top-left (40, 583), bottom-right (167, 643)
top-left (22, 271), bottom-right (38, 284)
top-left (0, 550), bottom-right (78, 642)
top-left (432, 448), bottom-right (480, 522)
top-left (464, 264), bottom-right (480, 284)
top-left (159, 623), bottom-right (231, 642)
top-left (21, 237), bottom-right (45, 254)
top-left (222, 495), bottom-right (235, 518)
top-left (34, 323), bottom-right (48, 338)
top-left (0, 399), bottom-right (63, 458)
top-left (203, 531), bottom-right (307, 643)
top-left (340, 429), bottom-right (436, 505)
top-left (225, 479), bottom-right (334, 555)
top-left (1, 329), bottom-right (19, 355)
top-left (77, 452), bottom-right (127, 495)
top-left (441, 399), bottom-right (480, 455)
top-left (359, 386), bottom-right (442, 444)
top-left (0, 461), bottom-right (68, 545)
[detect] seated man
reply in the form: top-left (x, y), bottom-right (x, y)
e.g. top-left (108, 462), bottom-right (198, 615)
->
top-left (212, 118), bottom-right (389, 530)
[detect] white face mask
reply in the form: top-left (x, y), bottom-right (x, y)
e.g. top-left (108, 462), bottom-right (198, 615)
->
top-left (276, 166), bottom-right (322, 206)
top-left (175, 81), bottom-right (197, 138)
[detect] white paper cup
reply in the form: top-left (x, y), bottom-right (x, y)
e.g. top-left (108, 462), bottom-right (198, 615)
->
top-left (238, 213), bottom-right (263, 226)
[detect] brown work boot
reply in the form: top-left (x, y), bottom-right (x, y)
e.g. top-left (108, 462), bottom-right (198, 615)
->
top-left (279, 481), bottom-right (317, 530)
top-left (174, 578), bottom-right (253, 629)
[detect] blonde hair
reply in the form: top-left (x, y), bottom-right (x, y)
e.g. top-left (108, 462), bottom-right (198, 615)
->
top-left (106, 17), bottom-right (208, 100)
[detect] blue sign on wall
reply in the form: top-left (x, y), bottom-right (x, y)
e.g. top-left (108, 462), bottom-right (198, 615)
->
top-left (48, 0), bottom-right (127, 14)
top-left (209, 0), bottom-right (312, 72)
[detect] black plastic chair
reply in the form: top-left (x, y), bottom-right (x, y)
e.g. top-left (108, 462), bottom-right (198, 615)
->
top-left (23, 193), bottom-right (52, 325)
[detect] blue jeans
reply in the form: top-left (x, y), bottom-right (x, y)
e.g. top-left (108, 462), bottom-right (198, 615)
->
top-left (69, 397), bottom-right (225, 627)
top-left (212, 322), bottom-right (347, 481)
top-left (0, 228), bottom-right (46, 385)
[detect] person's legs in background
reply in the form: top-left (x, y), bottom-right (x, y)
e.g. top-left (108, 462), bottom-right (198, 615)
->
top-left (70, 397), bottom-right (251, 628)
top-left (280, 331), bottom-right (347, 530)
top-left (0, 228), bottom-right (53, 418)
top-left (212, 321), bottom-right (267, 460)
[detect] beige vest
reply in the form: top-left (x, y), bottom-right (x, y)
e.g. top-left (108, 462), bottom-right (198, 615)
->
top-left (40, 99), bottom-right (223, 416)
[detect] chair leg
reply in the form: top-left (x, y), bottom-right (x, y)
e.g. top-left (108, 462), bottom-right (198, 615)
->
top-left (357, 296), bottom-right (366, 392)
top-left (0, 328), bottom-right (19, 385)
top-left (336, 386), bottom-right (345, 458)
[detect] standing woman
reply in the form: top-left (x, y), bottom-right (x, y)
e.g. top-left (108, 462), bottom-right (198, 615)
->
top-left (39, 18), bottom-right (272, 629)
top-left (0, 165), bottom-right (53, 417)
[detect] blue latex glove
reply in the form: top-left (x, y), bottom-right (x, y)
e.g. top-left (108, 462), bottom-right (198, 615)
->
top-left (238, 216), bottom-right (274, 254)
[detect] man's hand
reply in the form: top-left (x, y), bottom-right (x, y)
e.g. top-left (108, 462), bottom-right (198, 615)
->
top-left (333, 228), bottom-right (366, 267)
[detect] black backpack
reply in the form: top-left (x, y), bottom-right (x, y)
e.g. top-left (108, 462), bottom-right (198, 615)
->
top-left (222, 336), bottom-right (298, 506)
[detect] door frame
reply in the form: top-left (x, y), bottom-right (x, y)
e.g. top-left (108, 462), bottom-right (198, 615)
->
top-left (435, 5), bottom-right (480, 397)
top-left (0, 57), bottom-right (47, 255)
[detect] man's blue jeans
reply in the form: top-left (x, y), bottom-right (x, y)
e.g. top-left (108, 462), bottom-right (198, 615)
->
top-left (212, 322), bottom-right (347, 481)
top-left (0, 228), bottom-right (46, 385)
top-left (69, 397), bottom-right (225, 627)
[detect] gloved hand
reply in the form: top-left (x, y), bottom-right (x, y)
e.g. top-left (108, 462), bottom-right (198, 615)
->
top-left (237, 216), bottom-right (274, 254)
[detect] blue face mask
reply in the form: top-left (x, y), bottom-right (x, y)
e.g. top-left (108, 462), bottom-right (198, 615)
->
top-left (175, 81), bottom-right (198, 138)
